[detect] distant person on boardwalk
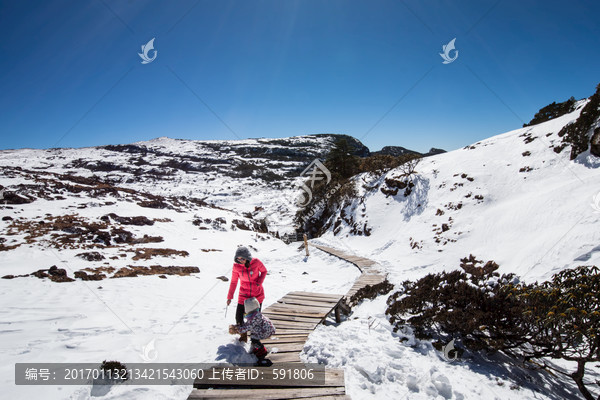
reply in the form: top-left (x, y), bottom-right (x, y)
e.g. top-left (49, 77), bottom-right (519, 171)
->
top-left (226, 246), bottom-right (267, 342)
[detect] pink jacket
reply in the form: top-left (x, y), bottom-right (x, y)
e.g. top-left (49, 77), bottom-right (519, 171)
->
top-left (227, 258), bottom-right (267, 304)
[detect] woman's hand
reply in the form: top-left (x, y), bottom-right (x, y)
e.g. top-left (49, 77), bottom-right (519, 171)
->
top-left (226, 299), bottom-right (231, 306)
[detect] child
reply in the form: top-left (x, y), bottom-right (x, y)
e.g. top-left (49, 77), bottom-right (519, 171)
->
top-left (229, 297), bottom-right (276, 364)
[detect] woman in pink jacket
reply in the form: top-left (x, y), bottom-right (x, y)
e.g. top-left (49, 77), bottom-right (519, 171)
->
top-left (226, 246), bottom-right (267, 342)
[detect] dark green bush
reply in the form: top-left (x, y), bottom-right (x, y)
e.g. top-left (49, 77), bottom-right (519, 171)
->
top-left (348, 279), bottom-right (394, 307)
top-left (558, 83), bottom-right (600, 160)
top-left (385, 260), bottom-right (600, 400)
top-left (523, 97), bottom-right (576, 127)
top-left (385, 255), bottom-right (525, 351)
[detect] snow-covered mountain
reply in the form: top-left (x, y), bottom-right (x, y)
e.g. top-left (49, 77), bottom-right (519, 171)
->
top-left (1, 89), bottom-right (599, 399)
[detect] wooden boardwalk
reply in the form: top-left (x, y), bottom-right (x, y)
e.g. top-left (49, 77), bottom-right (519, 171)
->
top-left (263, 291), bottom-right (344, 363)
top-left (187, 244), bottom-right (383, 400)
top-left (188, 291), bottom-right (348, 399)
top-left (310, 244), bottom-right (387, 299)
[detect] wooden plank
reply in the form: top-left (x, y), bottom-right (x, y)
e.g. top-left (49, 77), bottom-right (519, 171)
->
top-left (266, 352), bottom-right (302, 363)
top-left (264, 308), bottom-right (327, 319)
top-left (188, 386), bottom-right (346, 399)
top-left (270, 326), bottom-right (314, 332)
top-left (278, 298), bottom-right (340, 309)
top-left (270, 328), bottom-right (313, 335)
top-left (356, 274), bottom-right (386, 279)
top-left (282, 294), bottom-right (342, 303)
top-left (267, 302), bottom-right (336, 313)
top-left (288, 291), bottom-right (343, 300)
top-left (272, 321), bottom-right (318, 330)
top-left (263, 312), bottom-right (323, 324)
top-left (265, 305), bottom-right (330, 318)
top-left (271, 318), bottom-right (318, 328)
top-left (263, 335), bottom-right (309, 344)
top-left (280, 294), bottom-right (342, 302)
top-left (282, 292), bottom-right (342, 303)
top-left (357, 277), bottom-right (386, 282)
top-left (267, 342), bottom-right (305, 352)
top-left (266, 331), bottom-right (312, 338)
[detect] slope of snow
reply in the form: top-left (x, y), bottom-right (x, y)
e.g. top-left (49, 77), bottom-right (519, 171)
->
top-left (0, 208), bottom-right (360, 399)
top-left (307, 104), bottom-right (600, 399)
top-left (317, 104), bottom-right (600, 283)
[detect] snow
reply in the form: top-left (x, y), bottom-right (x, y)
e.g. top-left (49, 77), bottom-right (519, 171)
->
top-left (0, 233), bottom-right (360, 399)
top-left (1, 105), bottom-right (600, 399)
top-left (304, 296), bottom-right (585, 400)
top-left (317, 104), bottom-right (600, 284)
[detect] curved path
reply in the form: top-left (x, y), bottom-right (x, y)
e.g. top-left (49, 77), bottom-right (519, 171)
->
top-left (310, 243), bottom-right (388, 299)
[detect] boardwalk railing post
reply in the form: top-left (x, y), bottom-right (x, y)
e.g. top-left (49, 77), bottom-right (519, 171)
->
top-left (303, 234), bottom-right (309, 257)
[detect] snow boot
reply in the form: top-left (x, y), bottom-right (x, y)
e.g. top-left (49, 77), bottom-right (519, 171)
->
top-left (252, 344), bottom-right (268, 359)
top-left (255, 358), bottom-right (273, 367)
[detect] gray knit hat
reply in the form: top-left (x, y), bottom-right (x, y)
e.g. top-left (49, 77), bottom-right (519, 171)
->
top-left (234, 246), bottom-right (252, 262)
top-left (244, 297), bottom-right (260, 314)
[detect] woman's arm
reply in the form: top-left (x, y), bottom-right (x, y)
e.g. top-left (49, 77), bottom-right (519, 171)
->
top-left (256, 260), bottom-right (267, 286)
top-left (227, 266), bottom-right (239, 302)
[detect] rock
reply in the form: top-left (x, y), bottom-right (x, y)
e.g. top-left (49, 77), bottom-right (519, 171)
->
top-left (112, 265), bottom-right (200, 278)
top-left (137, 199), bottom-right (169, 209)
top-left (76, 252), bottom-right (105, 261)
top-left (591, 127), bottom-right (600, 157)
top-left (425, 148), bottom-right (446, 156)
top-left (103, 213), bottom-right (154, 226)
top-left (216, 276), bottom-right (229, 282)
top-left (31, 269), bottom-right (48, 278)
top-left (74, 271), bottom-right (105, 281)
top-left (48, 266), bottom-right (75, 282)
top-left (373, 146), bottom-right (416, 157)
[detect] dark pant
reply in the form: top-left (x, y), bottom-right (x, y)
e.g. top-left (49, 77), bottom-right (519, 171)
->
top-left (235, 303), bottom-right (262, 325)
top-left (235, 303), bottom-right (263, 347)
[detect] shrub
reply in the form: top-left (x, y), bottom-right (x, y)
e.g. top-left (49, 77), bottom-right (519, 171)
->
top-left (385, 255), bottom-right (524, 352)
top-left (100, 360), bottom-right (128, 381)
top-left (358, 153), bottom-right (420, 176)
top-left (523, 97), bottom-right (576, 127)
top-left (348, 279), bottom-right (394, 307)
top-left (385, 260), bottom-right (600, 400)
top-left (557, 83), bottom-right (600, 159)
top-left (324, 138), bottom-right (361, 180)
top-left (516, 266), bottom-right (600, 400)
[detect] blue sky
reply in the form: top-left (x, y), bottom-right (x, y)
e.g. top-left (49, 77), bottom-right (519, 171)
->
top-left (1, 0), bottom-right (599, 153)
